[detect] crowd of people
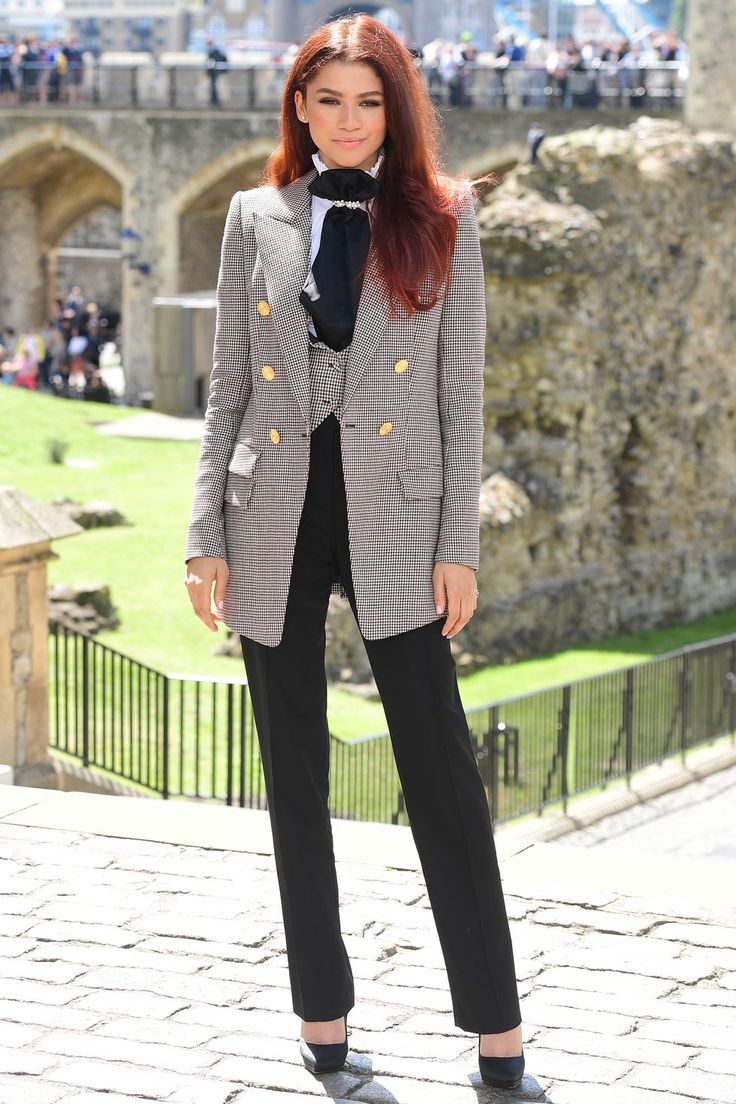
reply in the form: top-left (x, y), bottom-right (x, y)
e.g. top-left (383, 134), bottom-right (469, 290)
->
top-left (423, 27), bottom-right (688, 107)
top-left (0, 286), bottom-right (124, 402)
top-left (0, 26), bottom-right (684, 110)
top-left (0, 35), bottom-right (86, 104)
top-left (420, 28), bottom-right (683, 108)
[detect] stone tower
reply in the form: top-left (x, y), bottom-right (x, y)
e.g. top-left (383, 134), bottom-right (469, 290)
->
top-left (685, 0), bottom-right (736, 133)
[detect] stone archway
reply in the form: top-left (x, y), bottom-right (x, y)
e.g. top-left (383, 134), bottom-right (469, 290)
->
top-left (0, 125), bottom-right (132, 331)
top-left (56, 203), bottom-right (123, 325)
top-left (164, 140), bottom-right (275, 295)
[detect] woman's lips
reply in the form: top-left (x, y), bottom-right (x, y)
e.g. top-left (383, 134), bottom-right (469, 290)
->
top-left (334, 138), bottom-right (364, 146)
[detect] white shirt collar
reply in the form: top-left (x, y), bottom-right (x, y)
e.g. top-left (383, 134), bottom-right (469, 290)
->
top-left (311, 145), bottom-right (385, 179)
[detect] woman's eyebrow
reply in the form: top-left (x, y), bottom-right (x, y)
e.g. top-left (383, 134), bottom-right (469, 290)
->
top-left (314, 86), bottom-right (384, 96)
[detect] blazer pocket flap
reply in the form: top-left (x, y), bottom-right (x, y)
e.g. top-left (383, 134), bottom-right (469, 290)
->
top-left (227, 441), bottom-right (261, 478)
top-left (223, 474), bottom-right (254, 508)
top-left (397, 466), bottom-right (444, 498)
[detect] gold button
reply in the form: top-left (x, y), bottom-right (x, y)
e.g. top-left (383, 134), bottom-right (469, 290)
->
top-left (394, 359), bottom-right (409, 374)
top-left (257, 300), bottom-right (271, 316)
top-left (378, 421), bottom-right (392, 436)
top-left (261, 364), bottom-right (275, 380)
top-left (269, 428), bottom-right (281, 444)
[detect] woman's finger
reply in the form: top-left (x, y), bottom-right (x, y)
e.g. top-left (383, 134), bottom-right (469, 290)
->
top-left (213, 560), bottom-right (230, 621)
top-left (442, 588), bottom-right (462, 636)
top-left (186, 566), bottom-right (220, 632)
top-left (444, 589), bottom-right (475, 637)
top-left (192, 589), bottom-right (218, 632)
top-left (440, 598), bottom-right (455, 635)
top-left (433, 571), bottom-right (447, 615)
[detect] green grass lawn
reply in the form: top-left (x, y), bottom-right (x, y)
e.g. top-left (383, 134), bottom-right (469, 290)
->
top-left (4, 386), bottom-right (736, 743)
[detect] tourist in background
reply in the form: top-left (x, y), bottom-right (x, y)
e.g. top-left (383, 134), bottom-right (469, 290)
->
top-left (546, 40), bottom-right (571, 107)
top-left (0, 36), bottom-right (16, 103)
top-left (66, 38), bottom-right (85, 103)
top-left (18, 38), bottom-right (42, 103)
top-left (205, 38), bottom-right (228, 107)
top-left (10, 340), bottom-right (39, 390)
top-left (46, 40), bottom-right (68, 103)
top-left (0, 336), bottom-right (10, 384)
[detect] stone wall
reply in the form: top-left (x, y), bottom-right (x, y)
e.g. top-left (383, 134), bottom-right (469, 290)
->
top-left (0, 189), bottom-right (43, 327)
top-left (685, 0), bottom-right (736, 135)
top-left (0, 106), bottom-right (679, 399)
top-left (463, 115), bottom-right (736, 664)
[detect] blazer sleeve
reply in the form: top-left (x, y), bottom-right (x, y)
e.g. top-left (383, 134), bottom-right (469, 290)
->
top-left (184, 191), bottom-right (254, 563)
top-left (434, 191), bottom-right (486, 570)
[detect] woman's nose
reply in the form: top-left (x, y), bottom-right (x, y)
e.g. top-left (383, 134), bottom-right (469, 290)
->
top-left (338, 107), bottom-right (361, 129)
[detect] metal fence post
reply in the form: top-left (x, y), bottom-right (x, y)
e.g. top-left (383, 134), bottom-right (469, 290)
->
top-left (226, 682), bottom-right (234, 807)
top-left (392, 788), bottom-right (406, 825)
top-left (488, 705), bottom-right (500, 822)
top-left (81, 633), bottom-right (90, 767)
top-left (560, 685), bottom-right (571, 814)
top-left (161, 675), bottom-right (170, 800)
top-left (624, 667), bottom-right (635, 781)
top-left (680, 651), bottom-right (691, 761)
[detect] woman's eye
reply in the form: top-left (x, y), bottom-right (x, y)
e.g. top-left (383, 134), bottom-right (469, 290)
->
top-left (316, 98), bottom-right (383, 107)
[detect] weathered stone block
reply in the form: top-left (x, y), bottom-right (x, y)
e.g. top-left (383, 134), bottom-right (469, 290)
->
top-left (464, 117), bottom-right (736, 665)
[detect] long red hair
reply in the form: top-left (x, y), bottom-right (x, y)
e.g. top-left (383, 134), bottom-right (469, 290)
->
top-left (263, 14), bottom-right (490, 317)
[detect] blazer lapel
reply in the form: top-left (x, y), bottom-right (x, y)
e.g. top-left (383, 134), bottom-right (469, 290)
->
top-left (343, 249), bottom-right (391, 411)
top-left (252, 171), bottom-right (314, 425)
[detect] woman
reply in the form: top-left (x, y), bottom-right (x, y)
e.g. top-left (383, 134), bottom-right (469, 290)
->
top-left (185, 14), bottom-right (525, 1089)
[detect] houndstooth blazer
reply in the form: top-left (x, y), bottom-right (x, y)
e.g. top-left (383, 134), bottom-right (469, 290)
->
top-left (184, 166), bottom-right (486, 647)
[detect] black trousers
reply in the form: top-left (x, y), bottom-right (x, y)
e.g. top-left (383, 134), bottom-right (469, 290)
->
top-left (239, 413), bottom-right (522, 1033)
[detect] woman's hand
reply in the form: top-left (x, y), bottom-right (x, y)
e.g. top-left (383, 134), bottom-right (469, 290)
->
top-left (185, 555), bottom-right (230, 632)
top-left (433, 562), bottom-right (478, 638)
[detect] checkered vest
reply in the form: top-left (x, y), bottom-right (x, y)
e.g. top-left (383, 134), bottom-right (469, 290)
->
top-left (307, 336), bottom-right (350, 434)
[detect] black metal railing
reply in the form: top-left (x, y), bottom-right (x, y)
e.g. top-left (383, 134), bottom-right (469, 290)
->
top-left (1, 59), bottom-right (686, 112)
top-left (49, 622), bottom-right (735, 824)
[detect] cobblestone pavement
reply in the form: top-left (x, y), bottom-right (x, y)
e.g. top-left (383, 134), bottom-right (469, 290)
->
top-left (0, 783), bottom-right (735, 1104)
top-left (563, 762), bottom-right (736, 861)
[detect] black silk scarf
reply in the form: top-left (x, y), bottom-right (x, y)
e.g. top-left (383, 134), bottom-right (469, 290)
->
top-left (299, 166), bottom-right (381, 351)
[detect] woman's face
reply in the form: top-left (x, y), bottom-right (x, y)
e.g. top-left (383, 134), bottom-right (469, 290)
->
top-left (294, 60), bottom-right (386, 172)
